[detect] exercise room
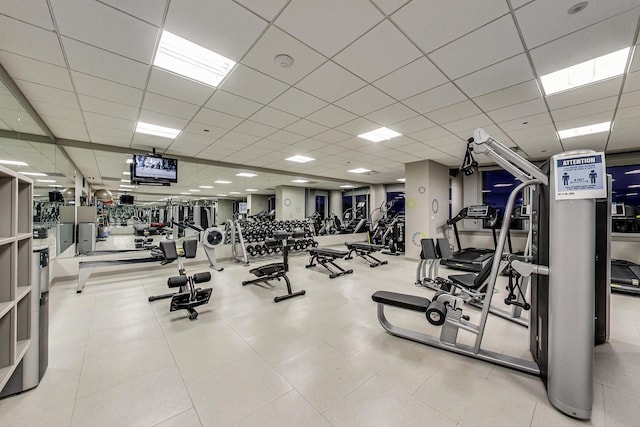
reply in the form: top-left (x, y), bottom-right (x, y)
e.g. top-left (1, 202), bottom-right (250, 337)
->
top-left (0, 0), bottom-right (639, 426)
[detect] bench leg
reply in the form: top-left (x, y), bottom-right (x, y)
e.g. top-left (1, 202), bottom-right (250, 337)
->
top-left (274, 274), bottom-right (306, 303)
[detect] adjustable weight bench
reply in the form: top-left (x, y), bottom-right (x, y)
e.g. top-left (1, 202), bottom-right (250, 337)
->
top-left (306, 247), bottom-right (353, 279)
top-left (345, 242), bottom-right (388, 267)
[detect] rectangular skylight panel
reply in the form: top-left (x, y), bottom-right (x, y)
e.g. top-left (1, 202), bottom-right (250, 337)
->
top-left (20, 172), bottom-right (47, 176)
top-left (557, 121), bottom-right (611, 139)
top-left (358, 127), bottom-right (402, 142)
top-left (215, 180), bottom-right (232, 184)
top-left (154, 30), bottom-right (236, 87)
top-left (540, 47), bottom-right (630, 95)
top-left (286, 155), bottom-right (315, 163)
top-left (136, 121), bottom-right (181, 139)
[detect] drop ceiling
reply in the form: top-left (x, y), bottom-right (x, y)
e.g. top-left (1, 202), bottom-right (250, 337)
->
top-left (0, 0), bottom-right (639, 198)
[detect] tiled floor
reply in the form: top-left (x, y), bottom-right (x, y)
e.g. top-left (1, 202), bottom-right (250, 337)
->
top-left (1, 248), bottom-right (639, 426)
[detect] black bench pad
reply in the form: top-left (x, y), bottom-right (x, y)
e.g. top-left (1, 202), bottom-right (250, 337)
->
top-left (372, 291), bottom-right (431, 312)
top-left (449, 273), bottom-right (481, 289)
top-left (309, 248), bottom-right (349, 257)
top-left (346, 242), bottom-right (385, 251)
top-left (250, 262), bottom-right (285, 277)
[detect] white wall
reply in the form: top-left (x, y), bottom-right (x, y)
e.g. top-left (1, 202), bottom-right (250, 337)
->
top-left (275, 185), bottom-right (306, 220)
top-left (247, 194), bottom-right (269, 215)
top-left (217, 199), bottom-right (234, 224)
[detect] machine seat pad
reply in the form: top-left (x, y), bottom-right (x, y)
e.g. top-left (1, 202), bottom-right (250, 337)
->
top-left (309, 248), bottom-right (348, 257)
top-left (372, 291), bottom-right (431, 312)
top-left (346, 242), bottom-right (385, 251)
top-left (449, 273), bottom-right (481, 289)
top-left (250, 262), bottom-right (285, 277)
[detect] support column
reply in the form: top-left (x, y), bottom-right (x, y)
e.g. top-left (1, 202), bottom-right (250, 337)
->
top-left (275, 185), bottom-right (306, 220)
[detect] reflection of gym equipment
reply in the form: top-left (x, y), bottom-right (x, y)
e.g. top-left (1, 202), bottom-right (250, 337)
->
top-left (610, 259), bottom-right (640, 295)
top-left (148, 240), bottom-right (212, 320)
top-left (306, 248), bottom-right (353, 278)
top-left (372, 128), bottom-right (609, 420)
top-left (344, 242), bottom-right (388, 267)
top-left (203, 227), bottom-right (225, 272)
top-left (441, 205), bottom-right (498, 272)
top-left (242, 231), bottom-right (306, 303)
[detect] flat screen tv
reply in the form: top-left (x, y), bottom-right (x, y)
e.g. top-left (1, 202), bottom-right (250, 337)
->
top-left (132, 154), bottom-right (178, 184)
top-left (48, 191), bottom-right (63, 202)
top-left (119, 194), bottom-right (134, 205)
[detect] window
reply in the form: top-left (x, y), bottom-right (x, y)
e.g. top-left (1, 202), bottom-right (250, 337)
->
top-left (386, 192), bottom-right (405, 217)
top-left (608, 165), bottom-right (640, 233)
top-left (481, 170), bottom-right (524, 230)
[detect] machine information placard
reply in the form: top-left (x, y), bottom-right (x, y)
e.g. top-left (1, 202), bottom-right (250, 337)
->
top-left (554, 152), bottom-right (607, 200)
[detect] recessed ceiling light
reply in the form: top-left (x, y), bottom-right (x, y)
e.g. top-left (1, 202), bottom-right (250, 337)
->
top-left (126, 159), bottom-right (134, 164)
top-left (494, 183), bottom-right (514, 188)
top-left (121, 179), bottom-right (130, 183)
top-left (340, 185), bottom-right (355, 188)
top-left (215, 180), bottom-right (232, 184)
top-left (246, 189), bottom-right (258, 192)
top-left (286, 155), bottom-right (315, 163)
top-left (37, 179), bottom-right (56, 183)
top-left (20, 172), bottom-right (47, 177)
top-left (120, 184), bottom-right (135, 188)
top-left (229, 191), bottom-right (241, 195)
top-left (34, 194), bottom-right (41, 197)
top-left (347, 168), bottom-right (371, 174)
top-left (48, 184), bottom-right (62, 188)
top-left (540, 47), bottom-right (631, 95)
top-left (217, 194), bottom-right (227, 197)
top-left (189, 189), bottom-right (200, 192)
top-left (154, 30), bottom-right (236, 87)
top-left (396, 178), bottom-right (406, 182)
top-left (236, 172), bottom-right (257, 177)
top-left (199, 185), bottom-right (214, 189)
top-left (180, 192), bottom-right (191, 195)
top-left (123, 171), bottom-right (131, 175)
top-left (557, 121), bottom-right (611, 139)
top-left (0, 160), bottom-right (28, 166)
top-left (136, 121), bottom-right (181, 139)
top-left (292, 179), bottom-right (309, 183)
top-left (358, 127), bottom-right (402, 142)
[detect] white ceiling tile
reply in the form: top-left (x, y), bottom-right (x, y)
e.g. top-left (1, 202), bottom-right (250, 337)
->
top-left (131, 132), bottom-right (174, 150)
top-left (473, 80), bottom-right (542, 111)
top-left (180, 123), bottom-right (227, 139)
top-left (392, 0), bottom-right (508, 52)
top-left (249, 106), bottom-right (299, 128)
top-left (165, 0), bottom-right (266, 62)
top-left (16, 81), bottom-right (78, 109)
top-left (142, 92), bottom-right (199, 120)
top-left (0, 15), bottom-right (65, 66)
top-left (295, 61), bottom-right (367, 103)
top-left (426, 100), bottom-right (482, 124)
top-left (560, 133), bottom-right (607, 151)
top-left (284, 119), bottom-right (328, 137)
top-left (530, 10), bottom-right (639, 77)
top-left (442, 113), bottom-right (494, 134)
top-left (50, 0), bottom-right (158, 63)
top-left (608, 125), bottom-right (640, 150)
top-left (403, 83), bottom-right (467, 114)
top-left (1, 0), bottom-right (55, 29)
top-left (173, 132), bottom-right (218, 148)
top-left (373, 57), bottom-right (448, 100)
top-left (86, 124), bottom-right (134, 146)
top-left (313, 129), bottom-right (351, 143)
top-left (516, 0), bottom-right (640, 49)
top-left (429, 15), bottom-right (523, 80)
top-left (0, 93), bottom-right (22, 111)
top-left (619, 90), bottom-right (640, 108)
top-left (333, 20), bottom-right (421, 82)
top-left (235, 0), bottom-right (288, 21)
top-left (505, 122), bottom-right (557, 143)
top-left (99, 0), bottom-right (167, 26)
top-left (365, 103), bottom-right (417, 125)
top-left (556, 112), bottom-right (615, 132)
top-left (389, 116), bottom-right (436, 134)
top-left (221, 131), bottom-right (260, 145)
top-left (275, 0), bottom-right (382, 57)
top-left (147, 68), bottom-right (216, 105)
top-left (204, 90), bottom-right (261, 118)
top-left (455, 54), bottom-right (535, 98)
top-left (71, 71), bottom-right (143, 107)
top-left (615, 105), bottom-right (640, 121)
top-left (242, 26), bottom-right (326, 85)
top-left (233, 120), bottom-right (278, 138)
top-left (623, 70), bottom-right (640, 93)
top-left (551, 96), bottom-right (618, 122)
top-left (50, 126), bottom-right (90, 141)
top-left (83, 111), bottom-right (136, 132)
top-left (269, 88), bottom-right (327, 117)
top-left (221, 65), bottom-right (289, 104)
top-left (62, 37), bottom-right (149, 89)
top-left (2, 53), bottom-right (73, 91)
top-left (631, 48), bottom-right (640, 73)
top-left (306, 105), bottom-right (357, 128)
top-left (292, 138), bottom-right (331, 150)
top-left (32, 101), bottom-right (83, 122)
top-left (191, 108), bottom-right (244, 130)
top-left (499, 112), bottom-right (553, 132)
top-left (265, 130), bottom-right (306, 144)
top-left (335, 85), bottom-right (395, 116)
top-left (0, 109), bottom-right (45, 134)
top-left (408, 126), bottom-right (452, 143)
top-left (336, 117), bottom-right (380, 136)
top-left (371, 0), bottom-right (410, 15)
top-left (546, 77), bottom-right (623, 110)
top-left (486, 98), bottom-right (547, 123)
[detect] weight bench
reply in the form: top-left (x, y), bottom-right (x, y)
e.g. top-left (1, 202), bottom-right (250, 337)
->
top-left (345, 242), bottom-right (388, 267)
top-left (306, 248), bottom-right (353, 279)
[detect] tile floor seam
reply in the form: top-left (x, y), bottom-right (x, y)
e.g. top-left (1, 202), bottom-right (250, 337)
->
top-left (151, 407), bottom-right (197, 427)
top-left (67, 333), bottom-right (91, 427)
top-left (318, 372), bottom-right (377, 415)
top-left (528, 401), bottom-right (538, 426)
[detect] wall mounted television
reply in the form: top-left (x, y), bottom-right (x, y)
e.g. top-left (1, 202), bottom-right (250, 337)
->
top-left (131, 154), bottom-right (178, 184)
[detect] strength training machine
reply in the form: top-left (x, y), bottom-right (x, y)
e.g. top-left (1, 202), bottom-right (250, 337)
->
top-left (345, 242), bottom-right (388, 267)
top-left (306, 247), bottom-right (353, 278)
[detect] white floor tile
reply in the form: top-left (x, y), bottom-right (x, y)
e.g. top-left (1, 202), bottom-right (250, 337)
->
top-left (232, 390), bottom-right (332, 427)
top-left (603, 384), bottom-right (640, 427)
top-left (154, 408), bottom-right (202, 427)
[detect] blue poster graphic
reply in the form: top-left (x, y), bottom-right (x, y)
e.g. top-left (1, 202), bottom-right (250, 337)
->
top-left (555, 153), bottom-right (607, 200)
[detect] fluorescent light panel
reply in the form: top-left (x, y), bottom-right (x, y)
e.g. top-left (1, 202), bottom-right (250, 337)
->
top-left (154, 30), bottom-right (236, 87)
top-left (557, 121), bottom-right (611, 139)
top-left (396, 178), bottom-right (405, 182)
top-left (358, 127), bottom-right (402, 142)
top-left (215, 180), bottom-right (231, 184)
top-left (236, 172), bottom-right (257, 177)
top-left (246, 189), bottom-right (258, 192)
top-left (347, 168), bottom-right (371, 174)
top-left (540, 47), bottom-right (630, 95)
top-left (48, 184), bottom-right (62, 187)
top-left (136, 121), bottom-right (181, 139)
top-left (286, 155), bottom-right (315, 163)
top-left (126, 159), bottom-right (134, 164)
top-left (292, 179), bottom-right (309, 183)
top-left (37, 179), bottom-right (56, 183)
top-left (123, 171), bottom-right (130, 175)
top-left (199, 185), bottom-right (214, 189)
top-left (340, 185), bottom-right (355, 188)
top-left (0, 160), bottom-right (28, 166)
top-left (120, 184), bottom-right (135, 188)
top-left (229, 191), bottom-right (241, 195)
top-left (189, 189), bottom-right (200, 192)
top-left (20, 172), bottom-right (47, 177)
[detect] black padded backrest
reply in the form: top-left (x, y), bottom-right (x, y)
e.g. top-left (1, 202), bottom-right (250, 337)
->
top-left (160, 240), bottom-right (178, 261)
top-left (436, 238), bottom-right (453, 259)
top-left (474, 256), bottom-right (494, 286)
top-left (183, 239), bottom-right (198, 259)
top-left (420, 239), bottom-right (437, 260)
top-left (193, 272), bottom-right (211, 284)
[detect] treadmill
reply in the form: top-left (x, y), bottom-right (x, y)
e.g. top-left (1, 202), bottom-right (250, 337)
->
top-left (610, 202), bottom-right (640, 295)
top-left (441, 205), bottom-right (498, 272)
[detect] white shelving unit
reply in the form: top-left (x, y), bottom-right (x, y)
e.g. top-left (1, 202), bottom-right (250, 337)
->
top-left (0, 165), bottom-right (33, 392)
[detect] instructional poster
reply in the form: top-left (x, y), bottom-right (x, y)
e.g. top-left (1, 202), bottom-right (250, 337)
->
top-left (554, 152), bottom-right (607, 200)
